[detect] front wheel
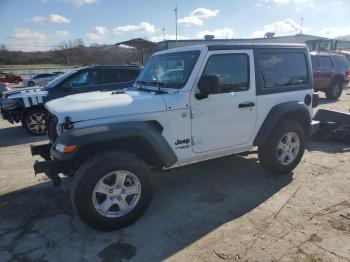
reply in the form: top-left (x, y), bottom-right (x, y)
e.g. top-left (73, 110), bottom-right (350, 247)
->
top-left (258, 120), bottom-right (306, 174)
top-left (23, 108), bottom-right (47, 136)
top-left (71, 151), bottom-right (153, 231)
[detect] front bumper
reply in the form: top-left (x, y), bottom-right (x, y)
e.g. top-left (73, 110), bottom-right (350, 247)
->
top-left (31, 143), bottom-right (72, 187)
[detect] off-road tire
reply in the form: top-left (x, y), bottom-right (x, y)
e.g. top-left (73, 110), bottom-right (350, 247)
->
top-left (22, 108), bottom-right (47, 136)
top-left (325, 80), bottom-right (343, 100)
top-left (27, 81), bottom-right (35, 87)
top-left (258, 120), bottom-right (306, 174)
top-left (71, 151), bottom-right (153, 231)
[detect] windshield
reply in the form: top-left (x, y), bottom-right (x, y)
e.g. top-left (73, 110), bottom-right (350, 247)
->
top-left (43, 69), bottom-right (79, 89)
top-left (136, 50), bottom-right (200, 89)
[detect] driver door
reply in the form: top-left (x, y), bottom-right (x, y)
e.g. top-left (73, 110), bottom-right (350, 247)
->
top-left (191, 50), bottom-right (257, 153)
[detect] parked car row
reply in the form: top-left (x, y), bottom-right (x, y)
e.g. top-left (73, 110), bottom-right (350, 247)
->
top-left (22, 72), bottom-right (64, 87)
top-left (0, 65), bottom-right (141, 135)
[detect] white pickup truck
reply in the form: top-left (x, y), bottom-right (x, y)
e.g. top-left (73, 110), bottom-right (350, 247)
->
top-left (31, 43), bottom-right (319, 231)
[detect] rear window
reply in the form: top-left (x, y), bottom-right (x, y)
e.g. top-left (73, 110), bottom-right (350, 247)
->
top-left (258, 53), bottom-right (308, 89)
top-left (319, 56), bottom-right (332, 68)
top-left (311, 56), bottom-right (319, 69)
top-left (333, 55), bottom-right (350, 70)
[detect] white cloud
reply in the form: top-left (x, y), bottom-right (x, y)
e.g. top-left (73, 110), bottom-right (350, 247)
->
top-left (178, 8), bottom-right (219, 27)
top-left (147, 34), bottom-right (189, 42)
top-left (54, 30), bottom-right (70, 38)
top-left (11, 29), bottom-right (46, 41)
top-left (320, 26), bottom-right (350, 38)
top-left (196, 27), bottom-right (234, 39)
top-left (252, 18), bottom-right (308, 37)
top-left (113, 22), bottom-right (156, 34)
top-left (191, 8), bottom-right (219, 19)
top-left (60, 0), bottom-right (100, 7)
top-left (88, 26), bottom-right (110, 43)
top-left (32, 14), bottom-right (71, 24)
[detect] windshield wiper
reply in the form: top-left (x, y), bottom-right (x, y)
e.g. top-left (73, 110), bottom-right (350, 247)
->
top-left (135, 80), bottom-right (166, 94)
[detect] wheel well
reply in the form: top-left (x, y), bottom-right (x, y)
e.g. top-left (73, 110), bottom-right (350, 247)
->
top-left (279, 110), bottom-right (310, 135)
top-left (76, 136), bottom-right (166, 168)
top-left (21, 106), bottom-right (46, 123)
top-left (333, 75), bottom-right (344, 85)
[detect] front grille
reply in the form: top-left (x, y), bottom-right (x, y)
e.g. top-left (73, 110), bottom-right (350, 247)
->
top-left (47, 114), bottom-right (58, 143)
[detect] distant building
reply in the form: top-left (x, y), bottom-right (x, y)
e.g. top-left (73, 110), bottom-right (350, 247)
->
top-left (116, 34), bottom-right (350, 64)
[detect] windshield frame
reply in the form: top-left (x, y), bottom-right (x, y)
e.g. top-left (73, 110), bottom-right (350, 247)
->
top-left (135, 50), bottom-right (201, 90)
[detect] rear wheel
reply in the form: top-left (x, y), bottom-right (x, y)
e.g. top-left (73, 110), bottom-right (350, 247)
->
top-left (27, 81), bottom-right (35, 87)
top-left (71, 151), bottom-right (153, 231)
top-left (23, 108), bottom-right (47, 136)
top-left (258, 120), bottom-right (306, 173)
top-left (325, 80), bottom-right (343, 100)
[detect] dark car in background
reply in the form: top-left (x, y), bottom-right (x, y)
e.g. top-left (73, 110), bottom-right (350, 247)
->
top-left (0, 65), bottom-right (141, 135)
top-left (310, 52), bottom-right (350, 99)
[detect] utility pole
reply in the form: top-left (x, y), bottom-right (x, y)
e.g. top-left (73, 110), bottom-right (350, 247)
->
top-left (299, 17), bottom-right (304, 34)
top-left (174, 6), bottom-right (178, 46)
top-left (162, 28), bottom-right (165, 41)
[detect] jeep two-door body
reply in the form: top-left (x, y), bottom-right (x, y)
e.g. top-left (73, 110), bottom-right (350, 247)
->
top-left (31, 44), bottom-right (318, 230)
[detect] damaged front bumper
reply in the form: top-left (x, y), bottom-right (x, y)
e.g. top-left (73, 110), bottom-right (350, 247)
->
top-left (31, 143), bottom-right (72, 187)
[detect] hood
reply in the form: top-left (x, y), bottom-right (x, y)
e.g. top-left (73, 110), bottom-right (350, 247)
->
top-left (3, 86), bottom-right (43, 97)
top-left (46, 90), bottom-right (167, 124)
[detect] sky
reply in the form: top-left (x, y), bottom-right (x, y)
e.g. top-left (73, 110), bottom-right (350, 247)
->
top-left (0, 0), bottom-right (349, 51)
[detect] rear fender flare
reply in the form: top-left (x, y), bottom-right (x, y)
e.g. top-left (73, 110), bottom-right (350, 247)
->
top-left (254, 102), bottom-right (311, 146)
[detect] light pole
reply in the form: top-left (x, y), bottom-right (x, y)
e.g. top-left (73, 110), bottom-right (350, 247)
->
top-left (174, 6), bottom-right (178, 46)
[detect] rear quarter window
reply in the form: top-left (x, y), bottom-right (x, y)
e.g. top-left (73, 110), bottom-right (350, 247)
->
top-left (333, 55), bottom-right (350, 70)
top-left (258, 52), bottom-right (308, 89)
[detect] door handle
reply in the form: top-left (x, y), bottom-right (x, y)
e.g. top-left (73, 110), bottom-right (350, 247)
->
top-left (239, 102), bottom-right (255, 108)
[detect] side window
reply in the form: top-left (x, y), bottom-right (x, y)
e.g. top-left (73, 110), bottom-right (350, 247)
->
top-left (64, 71), bottom-right (98, 88)
top-left (119, 69), bottom-right (139, 82)
top-left (333, 56), bottom-right (350, 70)
top-left (202, 54), bottom-right (249, 93)
top-left (311, 56), bottom-right (319, 69)
top-left (319, 56), bottom-right (332, 68)
top-left (102, 69), bottom-right (122, 84)
top-left (258, 53), bottom-right (308, 89)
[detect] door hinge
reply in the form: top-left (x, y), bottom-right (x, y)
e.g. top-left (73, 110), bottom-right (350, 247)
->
top-left (191, 136), bottom-right (203, 145)
top-left (190, 110), bottom-right (201, 119)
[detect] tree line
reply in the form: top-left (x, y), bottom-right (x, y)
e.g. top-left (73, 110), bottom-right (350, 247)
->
top-left (0, 39), bottom-right (144, 66)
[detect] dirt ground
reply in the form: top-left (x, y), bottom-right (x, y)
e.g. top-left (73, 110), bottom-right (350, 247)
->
top-left (0, 91), bottom-right (350, 262)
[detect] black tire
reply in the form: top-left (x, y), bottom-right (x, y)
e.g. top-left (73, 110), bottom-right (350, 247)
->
top-left (27, 81), bottom-right (35, 87)
top-left (71, 151), bottom-right (153, 231)
top-left (22, 108), bottom-right (47, 136)
top-left (258, 120), bottom-right (306, 174)
top-left (325, 80), bottom-right (343, 100)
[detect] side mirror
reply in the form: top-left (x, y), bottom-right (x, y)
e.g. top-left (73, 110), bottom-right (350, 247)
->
top-left (196, 75), bottom-right (219, 100)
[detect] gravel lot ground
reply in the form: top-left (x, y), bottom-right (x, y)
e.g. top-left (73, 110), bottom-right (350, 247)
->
top-left (0, 91), bottom-right (350, 262)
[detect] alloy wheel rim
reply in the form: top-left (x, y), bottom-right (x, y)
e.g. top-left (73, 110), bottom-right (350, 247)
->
top-left (92, 170), bottom-right (141, 218)
top-left (277, 132), bottom-right (300, 165)
top-left (27, 113), bottom-right (46, 134)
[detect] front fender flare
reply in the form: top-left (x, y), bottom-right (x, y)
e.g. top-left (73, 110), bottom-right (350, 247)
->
top-left (51, 121), bottom-right (177, 168)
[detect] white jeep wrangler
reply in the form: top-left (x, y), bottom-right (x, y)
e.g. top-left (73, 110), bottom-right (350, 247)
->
top-left (31, 44), bottom-right (319, 231)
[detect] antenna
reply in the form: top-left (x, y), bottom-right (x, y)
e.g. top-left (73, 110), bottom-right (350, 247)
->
top-left (174, 6), bottom-right (178, 46)
top-left (300, 16), bottom-right (304, 34)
